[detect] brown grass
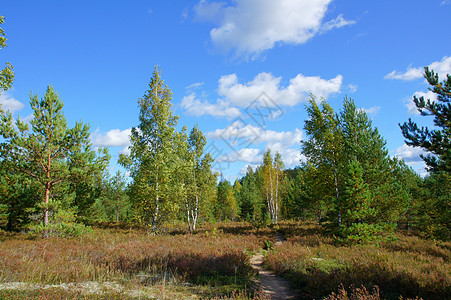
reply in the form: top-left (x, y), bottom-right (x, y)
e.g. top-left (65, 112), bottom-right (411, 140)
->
top-left (265, 221), bottom-right (450, 300)
top-left (0, 223), bottom-right (270, 299)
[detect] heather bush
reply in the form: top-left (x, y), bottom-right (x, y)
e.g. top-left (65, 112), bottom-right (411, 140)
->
top-left (0, 224), bottom-right (266, 298)
top-left (264, 226), bottom-right (450, 299)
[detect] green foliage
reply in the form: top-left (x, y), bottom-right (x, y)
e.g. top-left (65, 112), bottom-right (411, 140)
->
top-left (91, 171), bottom-right (132, 223)
top-left (119, 66), bottom-right (179, 229)
top-left (237, 166), bottom-right (264, 222)
top-left (216, 180), bottom-right (239, 221)
top-left (400, 67), bottom-right (451, 173)
top-left (27, 207), bottom-right (91, 238)
top-left (266, 221), bottom-right (450, 300)
top-left (301, 96), bottom-right (415, 243)
top-left (410, 172), bottom-right (450, 240)
top-left (0, 86), bottom-right (109, 231)
top-left (0, 16), bottom-right (14, 92)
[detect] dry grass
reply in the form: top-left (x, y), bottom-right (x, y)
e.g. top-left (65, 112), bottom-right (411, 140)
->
top-left (265, 221), bottom-right (450, 300)
top-left (0, 223), bottom-right (270, 299)
top-left (1, 221), bottom-right (449, 299)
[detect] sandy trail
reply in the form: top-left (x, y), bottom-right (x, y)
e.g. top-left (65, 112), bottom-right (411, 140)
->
top-left (250, 232), bottom-right (297, 300)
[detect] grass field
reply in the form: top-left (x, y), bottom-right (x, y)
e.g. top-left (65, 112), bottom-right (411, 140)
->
top-left (0, 222), bottom-right (449, 299)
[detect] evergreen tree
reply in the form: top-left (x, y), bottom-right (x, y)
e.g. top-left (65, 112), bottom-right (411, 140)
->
top-left (400, 68), bottom-right (451, 173)
top-left (97, 171), bottom-right (131, 223)
top-left (216, 180), bottom-right (239, 221)
top-left (302, 96), bottom-right (415, 243)
top-left (0, 15), bottom-right (14, 93)
top-left (239, 166), bottom-right (262, 221)
top-left (0, 86), bottom-right (108, 233)
top-left (119, 66), bottom-right (179, 229)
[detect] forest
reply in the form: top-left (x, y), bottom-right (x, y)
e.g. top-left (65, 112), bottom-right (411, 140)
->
top-left (0, 14), bottom-right (450, 300)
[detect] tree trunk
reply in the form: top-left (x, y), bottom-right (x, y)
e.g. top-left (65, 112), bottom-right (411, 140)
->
top-left (116, 194), bottom-right (120, 223)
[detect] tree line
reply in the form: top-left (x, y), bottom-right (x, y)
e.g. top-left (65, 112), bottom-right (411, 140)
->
top-left (0, 16), bottom-right (449, 241)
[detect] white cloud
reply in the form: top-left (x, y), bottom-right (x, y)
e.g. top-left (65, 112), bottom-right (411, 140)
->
top-left (218, 148), bottom-right (262, 163)
top-left (181, 93), bottom-right (241, 118)
top-left (429, 56), bottom-right (451, 79)
top-left (385, 56), bottom-right (451, 81)
top-left (186, 82), bottom-right (204, 89)
top-left (218, 72), bottom-right (342, 107)
top-left (384, 66), bottom-right (423, 81)
top-left (92, 128), bottom-right (131, 147)
top-left (360, 105), bottom-right (381, 115)
top-left (239, 164), bottom-right (259, 175)
top-left (194, 0), bottom-right (226, 23)
top-left (208, 120), bottom-right (302, 148)
top-left (194, 0), bottom-right (354, 57)
top-left (279, 148), bottom-right (302, 167)
top-left (320, 14), bottom-right (356, 34)
top-left (394, 144), bottom-right (425, 166)
top-left (0, 92), bottom-right (24, 113)
top-left (347, 84), bottom-right (358, 93)
top-left (405, 91), bottom-right (437, 115)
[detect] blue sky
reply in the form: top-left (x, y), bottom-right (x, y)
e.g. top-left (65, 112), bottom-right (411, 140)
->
top-left (1, 0), bottom-right (450, 180)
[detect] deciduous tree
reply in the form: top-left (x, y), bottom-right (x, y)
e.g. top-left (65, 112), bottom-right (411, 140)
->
top-left (119, 66), bottom-right (179, 229)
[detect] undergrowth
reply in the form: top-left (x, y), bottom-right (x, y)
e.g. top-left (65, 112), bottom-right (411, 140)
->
top-left (265, 221), bottom-right (450, 300)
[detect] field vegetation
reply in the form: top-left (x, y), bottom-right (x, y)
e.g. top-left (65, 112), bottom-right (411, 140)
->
top-left (0, 221), bottom-right (449, 299)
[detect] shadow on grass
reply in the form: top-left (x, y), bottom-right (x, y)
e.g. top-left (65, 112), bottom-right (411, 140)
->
top-left (282, 263), bottom-right (449, 300)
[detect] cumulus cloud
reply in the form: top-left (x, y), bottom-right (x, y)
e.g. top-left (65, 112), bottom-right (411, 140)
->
top-left (218, 147), bottom-right (262, 163)
top-left (194, 0), bottom-right (354, 57)
top-left (208, 121), bottom-right (302, 168)
top-left (181, 93), bottom-right (241, 119)
top-left (394, 144), bottom-right (426, 166)
top-left (218, 72), bottom-right (342, 107)
top-left (180, 72), bottom-right (342, 119)
top-left (385, 56), bottom-right (451, 81)
top-left (92, 128), bottom-right (131, 147)
top-left (405, 91), bottom-right (437, 115)
top-left (279, 148), bottom-right (302, 166)
top-left (208, 120), bottom-right (302, 148)
top-left (0, 92), bottom-right (24, 113)
top-left (384, 66), bottom-right (423, 81)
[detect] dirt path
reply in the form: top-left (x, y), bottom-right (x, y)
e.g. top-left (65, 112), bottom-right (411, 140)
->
top-left (250, 232), bottom-right (297, 300)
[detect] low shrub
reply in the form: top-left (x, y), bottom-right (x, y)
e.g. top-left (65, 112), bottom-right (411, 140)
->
top-left (264, 227), bottom-right (450, 300)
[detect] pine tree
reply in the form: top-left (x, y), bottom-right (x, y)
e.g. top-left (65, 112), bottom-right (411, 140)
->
top-left (216, 180), bottom-right (238, 221)
top-left (119, 66), bottom-right (179, 229)
top-left (400, 67), bottom-right (451, 173)
top-left (302, 96), bottom-right (413, 243)
top-left (0, 16), bottom-right (14, 93)
top-left (0, 86), bottom-right (107, 233)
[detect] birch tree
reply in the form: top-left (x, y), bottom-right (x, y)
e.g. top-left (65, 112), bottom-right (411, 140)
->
top-left (119, 66), bottom-right (178, 230)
